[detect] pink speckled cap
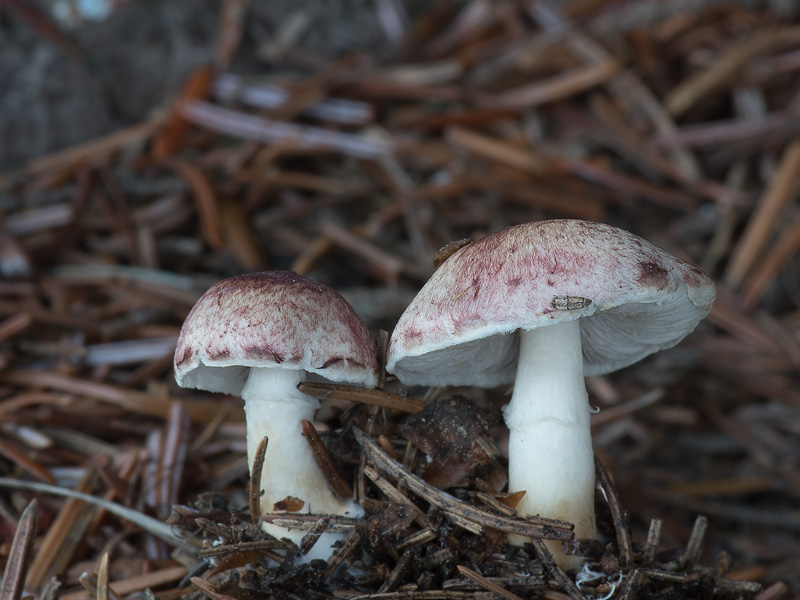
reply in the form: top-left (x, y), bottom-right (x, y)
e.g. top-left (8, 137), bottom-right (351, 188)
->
top-left (386, 220), bottom-right (715, 387)
top-left (175, 271), bottom-right (379, 394)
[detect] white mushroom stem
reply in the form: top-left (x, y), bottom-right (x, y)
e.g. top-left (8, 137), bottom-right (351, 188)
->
top-left (502, 319), bottom-right (596, 570)
top-left (241, 367), bottom-right (363, 560)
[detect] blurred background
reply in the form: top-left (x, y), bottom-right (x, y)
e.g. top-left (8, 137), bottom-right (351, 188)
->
top-left (1, 0), bottom-right (799, 597)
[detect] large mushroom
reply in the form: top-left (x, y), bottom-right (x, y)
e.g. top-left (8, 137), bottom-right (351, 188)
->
top-left (386, 220), bottom-right (715, 568)
top-left (174, 271), bottom-right (378, 560)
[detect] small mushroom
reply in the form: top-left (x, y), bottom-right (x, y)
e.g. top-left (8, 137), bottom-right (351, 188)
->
top-left (174, 271), bottom-right (378, 560)
top-left (386, 220), bottom-right (715, 569)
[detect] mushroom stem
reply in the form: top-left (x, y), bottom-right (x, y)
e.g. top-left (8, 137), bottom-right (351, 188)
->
top-left (503, 320), bottom-right (596, 569)
top-left (241, 367), bottom-right (363, 558)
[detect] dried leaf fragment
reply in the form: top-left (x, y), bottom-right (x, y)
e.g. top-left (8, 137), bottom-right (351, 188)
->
top-left (273, 496), bottom-right (305, 512)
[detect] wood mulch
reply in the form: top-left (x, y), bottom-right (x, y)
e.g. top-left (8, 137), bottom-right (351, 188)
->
top-left (0, 1), bottom-right (799, 598)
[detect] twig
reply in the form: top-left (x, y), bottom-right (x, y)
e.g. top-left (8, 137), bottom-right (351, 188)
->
top-left (250, 435), bottom-right (268, 523)
top-left (354, 427), bottom-right (574, 541)
top-left (0, 436), bottom-right (56, 484)
top-left (163, 158), bottom-right (225, 251)
top-left (446, 126), bottom-right (550, 175)
top-left (191, 577), bottom-right (239, 600)
top-left (644, 519), bottom-right (662, 563)
top-left (456, 565), bottom-right (526, 600)
top-left (377, 154), bottom-right (431, 268)
top-left (528, 0), bottom-right (702, 180)
top-left (260, 513), bottom-right (358, 533)
top-left (213, 73), bottom-right (374, 125)
top-left (0, 370), bottom-right (237, 423)
top-left (197, 539), bottom-right (289, 558)
top-left (298, 381), bottom-right (425, 414)
top-left (0, 499), bottom-right (38, 600)
top-left (529, 538), bottom-right (587, 600)
top-left (443, 575), bottom-right (549, 592)
top-left (317, 221), bottom-right (410, 280)
top-left (475, 492), bottom-right (521, 516)
top-left (594, 456), bottom-right (633, 569)
top-left (423, 0), bottom-right (495, 58)
top-left (301, 419), bottom-right (354, 500)
top-left (556, 158), bottom-right (696, 210)
top-left (0, 477), bottom-right (183, 545)
top-left (615, 568), bottom-right (641, 600)
top-left (24, 118), bottom-right (163, 177)
top-left (321, 527), bottom-right (362, 581)
top-left (0, 312), bottom-right (32, 342)
top-left (678, 515), bottom-right (708, 570)
top-left (492, 60), bottom-right (619, 108)
top-left (25, 471), bottom-right (100, 591)
top-left (375, 0), bottom-right (410, 46)
top-left (396, 527), bottom-right (437, 551)
top-left (652, 110), bottom-right (800, 149)
top-left (299, 516), bottom-right (332, 556)
top-left (378, 549), bottom-right (416, 593)
top-left (665, 27), bottom-right (800, 117)
top-left (725, 138), bottom-right (800, 287)
top-left (84, 337), bottom-right (177, 366)
top-left (715, 577), bottom-right (763, 595)
top-left (152, 66), bottom-right (214, 159)
top-left (160, 401), bottom-right (191, 518)
top-left (97, 552), bottom-right (111, 600)
top-left (78, 572), bottom-right (123, 600)
top-left (740, 217), bottom-right (800, 309)
top-left (215, 0), bottom-right (247, 71)
top-left (755, 582), bottom-right (790, 600)
top-left (591, 389), bottom-right (663, 428)
top-left (347, 592), bottom-right (497, 600)
top-left (363, 464), bottom-right (429, 528)
top-left (181, 100), bottom-right (392, 159)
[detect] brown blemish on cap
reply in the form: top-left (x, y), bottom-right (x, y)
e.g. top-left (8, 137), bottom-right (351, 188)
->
top-left (208, 349), bottom-right (231, 362)
top-left (638, 261), bottom-right (669, 289)
top-left (242, 345), bottom-right (283, 363)
top-left (679, 260), bottom-right (709, 287)
top-left (320, 356), bottom-right (344, 369)
top-left (175, 345), bottom-right (193, 367)
top-left (403, 326), bottom-right (423, 341)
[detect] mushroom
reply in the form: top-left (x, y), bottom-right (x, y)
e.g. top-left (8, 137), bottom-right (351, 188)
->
top-left (174, 271), bottom-right (378, 560)
top-left (385, 220), bottom-right (715, 568)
